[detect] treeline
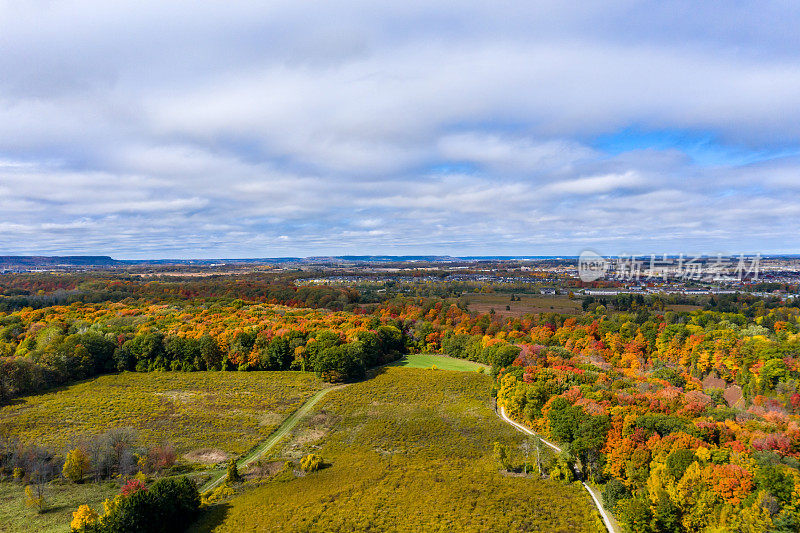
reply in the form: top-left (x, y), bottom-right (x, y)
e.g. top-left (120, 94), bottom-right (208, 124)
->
top-left (0, 427), bottom-right (175, 486)
top-left (581, 292), bottom-right (789, 314)
top-left (0, 273), bottom-right (360, 312)
top-left (437, 332), bottom-right (520, 374)
top-left (113, 325), bottom-right (403, 379)
top-left (0, 321), bottom-right (405, 404)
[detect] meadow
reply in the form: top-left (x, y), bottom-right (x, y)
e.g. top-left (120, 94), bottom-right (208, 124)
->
top-left (191, 367), bottom-right (602, 532)
top-left (388, 353), bottom-right (488, 372)
top-left (457, 293), bottom-right (584, 317)
top-left (0, 372), bottom-right (325, 458)
top-left (0, 479), bottom-right (119, 533)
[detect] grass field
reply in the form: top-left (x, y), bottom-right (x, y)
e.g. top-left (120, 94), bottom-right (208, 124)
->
top-left (457, 293), bottom-right (584, 317)
top-left (0, 372), bottom-right (325, 458)
top-left (0, 480), bottom-right (119, 533)
top-left (191, 368), bottom-right (601, 532)
top-left (388, 353), bottom-right (488, 372)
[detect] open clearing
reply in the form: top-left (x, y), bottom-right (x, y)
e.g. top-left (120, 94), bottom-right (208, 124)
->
top-left (388, 353), bottom-right (488, 372)
top-left (200, 385), bottom-right (343, 493)
top-left (457, 293), bottom-right (584, 317)
top-left (0, 372), bottom-right (324, 456)
top-left (191, 367), bottom-right (600, 532)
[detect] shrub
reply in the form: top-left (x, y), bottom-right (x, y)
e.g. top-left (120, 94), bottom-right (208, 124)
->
top-left (226, 459), bottom-right (242, 483)
top-left (202, 484), bottom-right (235, 505)
top-left (148, 476), bottom-right (201, 531)
top-left (71, 504), bottom-right (99, 532)
top-left (494, 442), bottom-right (512, 471)
top-left (99, 487), bottom-right (156, 533)
top-left (24, 484), bottom-right (46, 513)
top-left (121, 478), bottom-right (146, 496)
top-left (300, 453), bottom-right (323, 472)
top-left (93, 476), bottom-right (199, 533)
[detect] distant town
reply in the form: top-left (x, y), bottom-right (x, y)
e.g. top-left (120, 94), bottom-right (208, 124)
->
top-left (3, 254), bottom-right (798, 301)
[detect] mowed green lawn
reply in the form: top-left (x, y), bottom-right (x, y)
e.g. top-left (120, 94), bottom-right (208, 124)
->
top-left (0, 371), bottom-right (325, 458)
top-left (389, 353), bottom-right (488, 372)
top-left (191, 367), bottom-right (601, 532)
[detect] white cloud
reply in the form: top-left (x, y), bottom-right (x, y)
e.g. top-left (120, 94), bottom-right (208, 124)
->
top-left (542, 171), bottom-right (644, 195)
top-left (0, 1), bottom-right (799, 257)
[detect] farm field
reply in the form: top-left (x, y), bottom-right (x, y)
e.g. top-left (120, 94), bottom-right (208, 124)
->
top-left (190, 367), bottom-right (601, 532)
top-left (388, 353), bottom-right (488, 372)
top-left (0, 479), bottom-right (119, 533)
top-left (457, 293), bottom-right (584, 317)
top-left (0, 372), bottom-right (325, 459)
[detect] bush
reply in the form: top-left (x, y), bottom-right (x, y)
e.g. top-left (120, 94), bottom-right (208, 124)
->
top-left (148, 477), bottom-right (201, 531)
top-left (226, 459), bottom-right (242, 483)
top-left (494, 442), bottom-right (512, 471)
top-left (99, 488), bottom-right (156, 532)
top-left (300, 453), bottom-right (323, 472)
top-left (202, 484), bottom-right (235, 505)
top-left (71, 504), bottom-right (99, 532)
top-left (91, 476), bottom-right (199, 533)
top-left (24, 484), bottom-right (46, 513)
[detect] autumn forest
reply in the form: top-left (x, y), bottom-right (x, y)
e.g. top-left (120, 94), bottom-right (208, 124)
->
top-left (1, 269), bottom-right (799, 532)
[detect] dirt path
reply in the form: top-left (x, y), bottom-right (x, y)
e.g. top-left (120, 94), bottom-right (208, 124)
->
top-left (498, 406), bottom-right (619, 533)
top-left (200, 385), bottom-right (345, 493)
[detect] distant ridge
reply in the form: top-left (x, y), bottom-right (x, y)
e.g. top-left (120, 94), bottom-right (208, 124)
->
top-left (0, 256), bottom-right (118, 268)
top-left (1, 254), bottom-right (797, 270)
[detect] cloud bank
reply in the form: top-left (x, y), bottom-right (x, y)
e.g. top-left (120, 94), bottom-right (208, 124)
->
top-left (1, 1), bottom-right (799, 258)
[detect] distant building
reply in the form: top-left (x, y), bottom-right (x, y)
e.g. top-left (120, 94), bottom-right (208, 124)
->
top-left (540, 288), bottom-right (557, 295)
top-left (585, 289), bottom-right (620, 296)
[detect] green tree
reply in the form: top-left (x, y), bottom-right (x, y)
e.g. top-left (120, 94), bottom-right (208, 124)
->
top-left (199, 335), bottom-right (223, 370)
top-left (547, 396), bottom-right (584, 443)
top-left (617, 494), bottom-right (653, 533)
top-left (225, 460), bottom-right (242, 483)
top-left (666, 448), bottom-right (695, 481)
top-left (262, 336), bottom-right (292, 370)
top-left (603, 478), bottom-right (630, 510)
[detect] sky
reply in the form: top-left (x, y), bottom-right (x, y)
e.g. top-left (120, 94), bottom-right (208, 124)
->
top-left (1, 1), bottom-right (799, 259)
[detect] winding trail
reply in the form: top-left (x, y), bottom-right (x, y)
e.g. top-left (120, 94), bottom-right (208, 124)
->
top-left (196, 367), bottom-right (616, 533)
top-left (498, 406), bottom-right (619, 533)
top-left (200, 385), bottom-right (345, 493)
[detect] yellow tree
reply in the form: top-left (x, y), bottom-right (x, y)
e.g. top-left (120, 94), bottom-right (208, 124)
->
top-left (63, 448), bottom-right (91, 483)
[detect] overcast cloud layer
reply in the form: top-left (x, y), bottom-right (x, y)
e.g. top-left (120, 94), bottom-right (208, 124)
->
top-left (1, 1), bottom-right (799, 258)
